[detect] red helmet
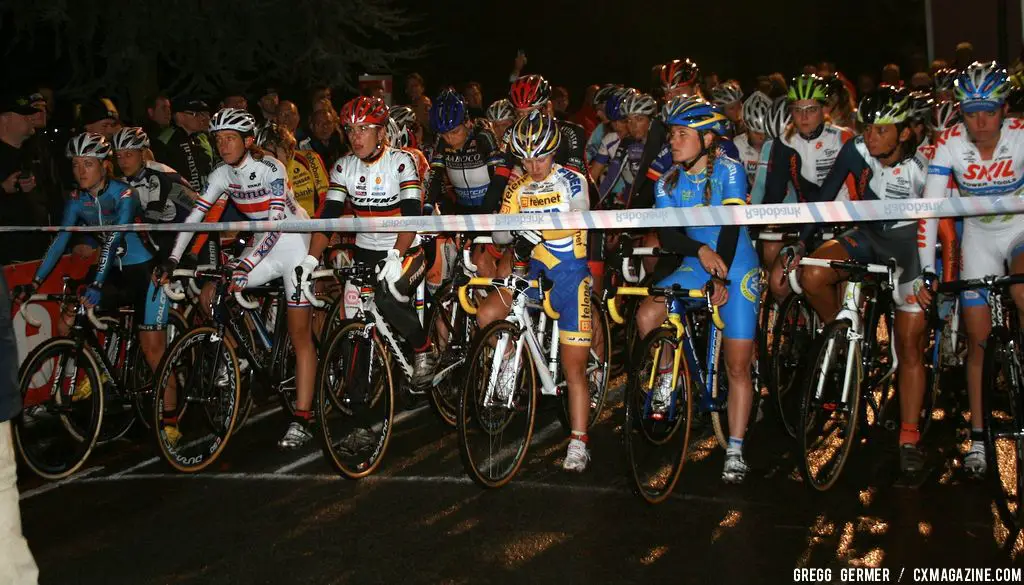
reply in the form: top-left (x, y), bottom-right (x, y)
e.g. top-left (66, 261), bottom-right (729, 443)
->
top-left (340, 96), bottom-right (389, 126)
top-left (661, 58), bottom-right (701, 91)
top-left (509, 75), bottom-right (551, 109)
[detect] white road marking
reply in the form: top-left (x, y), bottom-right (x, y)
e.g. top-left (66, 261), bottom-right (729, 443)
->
top-left (19, 466), bottom-right (104, 501)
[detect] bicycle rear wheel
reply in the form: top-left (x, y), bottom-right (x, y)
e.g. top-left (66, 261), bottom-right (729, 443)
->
top-left (624, 328), bottom-right (692, 504)
top-left (131, 309), bottom-right (188, 431)
top-left (317, 320), bottom-right (395, 479)
top-left (154, 327), bottom-right (242, 473)
top-left (95, 316), bottom-right (136, 443)
top-left (771, 293), bottom-right (815, 439)
top-left (799, 320), bottom-right (862, 491)
top-left (982, 331), bottom-right (1024, 533)
top-left (425, 283), bottom-right (472, 427)
top-left (14, 338), bottom-right (104, 480)
top-left (458, 320), bottom-right (537, 488)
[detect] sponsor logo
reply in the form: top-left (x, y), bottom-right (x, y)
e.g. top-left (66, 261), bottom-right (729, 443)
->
top-left (398, 163), bottom-right (405, 173)
top-left (815, 142), bottom-right (823, 150)
top-left (743, 205), bottom-right (802, 221)
top-left (741, 267), bottom-right (761, 303)
top-left (962, 160), bottom-right (1015, 181)
top-left (249, 172), bottom-right (256, 180)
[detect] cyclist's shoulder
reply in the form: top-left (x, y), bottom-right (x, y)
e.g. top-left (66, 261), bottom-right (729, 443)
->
top-left (932, 123), bottom-right (969, 149)
top-left (385, 145), bottom-right (418, 169)
top-left (105, 179), bottom-right (135, 200)
top-left (553, 163), bottom-right (586, 188)
top-left (557, 118), bottom-right (585, 134)
top-left (712, 155), bottom-right (745, 181)
top-left (256, 154), bottom-right (285, 176)
top-left (824, 122), bottom-right (854, 142)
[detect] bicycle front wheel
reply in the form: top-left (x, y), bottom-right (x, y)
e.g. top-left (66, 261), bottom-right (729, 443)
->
top-left (771, 293), bottom-right (816, 439)
top-left (154, 327), bottom-right (242, 473)
top-left (316, 320), bottom-right (395, 479)
top-left (458, 320), bottom-right (537, 488)
top-left (14, 338), bottom-right (104, 480)
top-left (982, 330), bottom-right (1024, 533)
top-left (624, 328), bottom-right (692, 504)
top-left (425, 283), bottom-right (471, 427)
top-left (798, 320), bottom-right (862, 492)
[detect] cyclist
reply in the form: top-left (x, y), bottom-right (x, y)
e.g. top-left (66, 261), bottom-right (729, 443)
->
top-left (478, 111), bottom-right (595, 472)
top-left (933, 67), bottom-right (958, 101)
top-left (633, 97), bottom-right (759, 484)
top-left (586, 84), bottom-right (621, 163)
top-left (733, 91), bottom-right (773, 189)
top-left (389, 105), bottom-right (423, 151)
top-left (112, 127), bottom-right (200, 263)
top-left (763, 74), bottom-right (855, 301)
top-left (255, 123), bottom-right (329, 219)
top-left (589, 88), bottom-right (634, 204)
top-left (153, 108), bottom-right (316, 450)
top-left (792, 87), bottom-right (934, 481)
top-left (295, 96), bottom-right (433, 392)
top-left (485, 99), bottom-right (515, 149)
top-left (14, 132), bottom-right (170, 385)
top-left (710, 82), bottom-right (745, 135)
top-left (917, 61), bottom-right (1024, 479)
top-left (601, 91), bottom-right (658, 209)
top-left (661, 58), bottom-right (703, 100)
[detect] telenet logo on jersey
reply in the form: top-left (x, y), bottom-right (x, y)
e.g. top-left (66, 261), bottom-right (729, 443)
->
top-left (521, 193), bottom-right (563, 208)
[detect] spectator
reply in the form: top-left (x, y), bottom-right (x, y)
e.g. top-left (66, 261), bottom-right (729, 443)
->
top-left (37, 87), bottom-right (55, 117)
top-left (955, 41), bottom-right (975, 69)
top-left (702, 72), bottom-right (720, 97)
top-left (143, 94), bottom-right (175, 151)
top-left (881, 63), bottom-right (902, 87)
top-left (910, 71), bottom-right (932, 91)
top-left (930, 59), bottom-right (949, 74)
top-left (767, 72), bottom-right (788, 98)
top-left (755, 75), bottom-right (772, 96)
top-left (0, 89), bottom-right (51, 264)
top-left (817, 61), bottom-right (837, 77)
top-left (311, 98), bottom-right (333, 114)
top-left (551, 86), bottom-right (570, 118)
top-left (858, 72), bottom-right (878, 96)
top-left (220, 91), bottom-right (248, 111)
top-left (0, 266), bottom-right (39, 585)
top-left (411, 94), bottom-right (432, 140)
top-left (573, 84), bottom-right (600, 139)
top-left (299, 107), bottom-right (347, 168)
top-left (801, 64), bottom-right (818, 75)
top-left (310, 84), bottom-right (332, 109)
top-left (406, 72), bottom-right (426, 103)
top-left (276, 100), bottom-right (301, 135)
top-left (257, 87), bottom-right (280, 124)
top-left (23, 93), bottom-right (65, 223)
top-left (156, 97), bottom-right (214, 191)
top-left (510, 52), bottom-right (528, 82)
top-left (77, 97), bottom-right (120, 138)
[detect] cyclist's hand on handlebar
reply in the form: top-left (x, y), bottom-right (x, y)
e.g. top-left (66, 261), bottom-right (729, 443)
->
top-left (12, 279), bottom-right (40, 304)
top-left (708, 278), bottom-right (729, 307)
top-left (697, 245), bottom-right (728, 280)
top-left (914, 272), bottom-right (939, 310)
top-left (152, 258), bottom-right (179, 285)
top-left (292, 254), bottom-right (319, 289)
top-left (81, 284), bottom-right (102, 309)
top-left (779, 242), bottom-right (806, 270)
top-left (229, 269), bottom-right (249, 293)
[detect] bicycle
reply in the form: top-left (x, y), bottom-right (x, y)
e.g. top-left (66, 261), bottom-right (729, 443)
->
top-left (937, 274), bottom-right (1024, 533)
top-left (608, 281), bottom-right (731, 503)
top-left (771, 254), bottom-right (822, 439)
top-left (797, 257), bottom-right (899, 491)
top-left (455, 269), bottom-right (611, 488)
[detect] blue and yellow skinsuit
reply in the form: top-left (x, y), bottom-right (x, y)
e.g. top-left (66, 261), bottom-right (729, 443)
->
top-left (499, 164), bottom-right (592, 347)
top-left (655, 156), bottom-right (760, 340)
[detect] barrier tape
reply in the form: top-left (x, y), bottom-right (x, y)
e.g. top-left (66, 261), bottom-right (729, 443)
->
top-left (0, 196), bottom-right (1020, 234)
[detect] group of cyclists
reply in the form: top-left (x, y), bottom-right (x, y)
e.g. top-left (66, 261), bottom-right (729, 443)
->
top-left (11, 53), bottom-right (1024, 491)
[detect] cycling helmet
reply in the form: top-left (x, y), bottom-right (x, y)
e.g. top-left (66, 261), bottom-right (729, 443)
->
top-left (954, 61), bottom-right (1011, 112)
top-left (209, 107), bottom-right (256, 134)
top-left (485, 99), bottom-right (514, 122)
top-left (605, 88), bottom-right (636, 122)
top-left (66, 132), bottom-right (112, 159)
top-left (593, 84), bottom-right (620, 106)
top-left (621, 92), bottom-right (658, 117)
top-left (386, 118), bottom-right (410, 148)
top-left (340, 96), bottom-right (389, 126)
top-left (389, 105), bottom-right (417, 129)
top-left (509, 110), bottom-right (560, 159)
top-left (661, 58), bottom-right (700, 91)
top-left (710, 83), bottom-right (743, 107)
top-left (112, 127), bottom-right (150, 151)
top-left (929, 99), bottom-right (961, 131)
top-left (430, 89), bottom-right (467, 133)
top-left (742, 91), bottom-right (773, 134)
top-left (908, 90), bottom-right (934, 123)
top-left (787, 74), bottom-right (830, 103)
top-left (254, 123), bottom-right (296, 150)
top-left (933, 68), bottom-right (958, 93)
top-left (509, 75), bottom-right (551, 109)
top-left (765, 97), bottom-right (792, 139)
top-left (857, 86), bottom-right (912, 125)
top-left (662, 96), bottom-right (729, 136)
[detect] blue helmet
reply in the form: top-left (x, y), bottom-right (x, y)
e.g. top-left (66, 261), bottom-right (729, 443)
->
top-left (429, 89), bottom-right (467, 134)
top-left (954, 61), bottom-right (1011, 113)
top-left (605, 88), bottom-right (636, 122)
top-left (662, 96), bottom-right (729, 136)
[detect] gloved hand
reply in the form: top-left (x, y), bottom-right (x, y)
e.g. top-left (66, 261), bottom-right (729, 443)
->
top-left (512, 230), bottom-right (543, 261)
top-left (152, 258), bottom-right (179, 285)
top-left (144, 200), bottom-right (166, 222)
top-left (292, 254), bottom-right (319, 289)
top-left (377, 249), bottom-right (403, 285)
top-left (779, 241), bottom-right (807, 269)
top-left (82, 284), bottom-right (102, 308)
top-left (12, 279), bottom-right (41, 304)
top-left (229, 269), bottom-right (249, 293)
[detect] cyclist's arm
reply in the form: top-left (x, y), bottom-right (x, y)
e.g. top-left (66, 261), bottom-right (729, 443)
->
top-left (33, 198), bottom-right (80, 283)
top-left (187, 197), bottom-right (227, 258)
top-left (762, 141), bottom-right (795, 205)
top-left (393, 151), bottom-right (423, 255)
top-left (168, 172), bottom-right (227, 263)
top-left (307, 161), bottom-right (350, 260)
top-left (237, 167), bottom-right (290, 273)
top-left (492, 181), bottom-right (519, 245)
top-left (938, 218), bottom-right (958, 282)
top-left (918, 142), bottom-right (955, 275)
top-left (749, 139), bottom-right (773, 206)
top-left (654, 173), bottom-right (705, 257)
top-left (482, 151), bottom-right (515, 213)
top-left (714, 163), bottom-right (749, 270)
top-left (796, 139), bottom-right (860, 246)
top-left (92, 186), bottom-right (138, 285)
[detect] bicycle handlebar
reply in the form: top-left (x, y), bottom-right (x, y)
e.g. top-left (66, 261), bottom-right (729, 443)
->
top-left (606, 284), bottom-right (725, 330)
top-left (938, 273), bottom-right (1024, 294)
top-left (18, 295), bottom-right (106, 331)
top-left (457, 275), bottom-right (559, 320)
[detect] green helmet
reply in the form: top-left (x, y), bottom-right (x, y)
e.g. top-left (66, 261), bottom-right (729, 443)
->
top-left (787, 74), bottom-right (829, 103)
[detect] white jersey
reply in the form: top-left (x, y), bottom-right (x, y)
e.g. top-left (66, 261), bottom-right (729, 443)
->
top-left (733, 132), bottom-right (761, 189)
top-left (326, 146), bottom-right (423, 252)
top-left (170, 153), bottom-right (307, 272)
top-left (592, 131), bottom-right (622, 167)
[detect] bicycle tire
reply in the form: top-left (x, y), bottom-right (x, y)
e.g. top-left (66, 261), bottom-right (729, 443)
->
top-left (131, 309), bottom-right (189, 431)
top-left (798, 320), bottom-right (862, 492)
top-left (14, 337), bottom-right (104, 480)
top-left (624, 327), bottom-right (692, 504)
top-left (458, 319), bottom-right (537, 488)
top-left (153, 327), bottom-right (242, 473)
top-left (861, 306), bottom-right (897, 432)
top-left (771, 293), bottom-right (815, 439)
top-left (425, 283), bottom-right (468, 427)
top-left (317, 320), bottom-right (395, 479)
top-left (920, 323), bottom-right (942, 439)
top-left (756, 286), bottom-right (775, 393)
top-left (981, 330), bottom-right (1024, 533)
top-left (95, 316), bottom-right (136, 443)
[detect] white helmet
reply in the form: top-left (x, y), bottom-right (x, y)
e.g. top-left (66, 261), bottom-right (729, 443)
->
top-left (386, 118), bottom-right (410, 148)
top-left (742, 91), bottom-right (773, 134)
top-left (209, 107), bottom-right (256, 134)
top-left (486, 99), bottom-right (515, 122)
top-left (929, 99), bottom-right (961, 131)
top-left (765, 96), bottom-right (792, 139)
top-left (710, 83), bottom-right (743, 107)
top-left (66, 132), bottom-right (112, 159)
top-left (112, 127), bottom-right (150, 151)
top-left (389, 105), bottom-right (417, 129)
top-left (621, 92), bottom-right (658, 117)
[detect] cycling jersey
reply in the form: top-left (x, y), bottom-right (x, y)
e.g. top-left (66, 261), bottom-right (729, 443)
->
top-left (427, 125), bottom-right (500, 212)
top-left (123, 161), bottom-right (196, 223)
top-left (323, 146), bottom-right (423, 252)
top-left (36, 179), bottom-right (151, 285)
top-left (404, 146), bottom-right (431, 189)
top-left (287, 150), bottom-right (329, 218)
top-left (486, 118), bottom-right (588, 211)
top-left (762, 123), bottom-right (854, 204)
top-left (499, 163), bottom-right (592, 346)
top-left (632, 134), bottom-right (740, 209)
top-left (599, 137), bottom-right (645, 208)
top-left (654, 157), bottom-right (760, 340)
top-left (732, 133), bottom-right (761, 190)
top-left (750, 139), bottom-right (797, 205)
top-left (586, 122), bottom-right (607, 164)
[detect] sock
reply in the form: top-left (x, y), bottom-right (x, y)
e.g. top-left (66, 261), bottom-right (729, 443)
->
top-left (294, 409), bottom-right (313, 424)
top-left (899, 423), bottom-right (920, 446)
top-left (970, 428), bottom-right (984, 452)
top-left (571, 430), bottom-right (588, 444)
top-left (161, 410), bottom-right (178, 426)
top-left (413, 340), bottom-right (432, 354)
top-left (727, 436), bottom-right (743, 455)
